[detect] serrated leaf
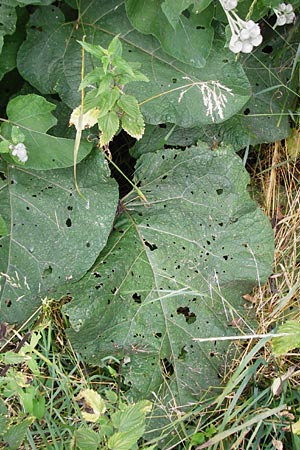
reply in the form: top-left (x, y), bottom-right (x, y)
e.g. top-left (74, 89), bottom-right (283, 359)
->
top-left (3, 417), bottom-right (34, 450)
top-left (78, 40), bottom-right (106, 59)
top-left (272, 321), bottom-right (300, 356)
top-left (118, 95), bottom-right (145, 139)
top-left (111, 400), bottom-right (152, 432)
top-left (97, 88), bottom-right (120, 117)
top-left (0, 150), bottom-right (119, 324)
top-left (74, 428), bottom-right (100, 450)
top-left (65, 144), bottom-right (274, 404)
top-left (126, 0), bottom-right (214, 68)
top-left (108, 35), bottom-right (123, 57)
top-left (17, 2), bottom-right (251, 127)
top-left (98, 110), bottom-right (120, 146)
top-left (79, 67), bottom-right (105, 90)
top-left (1, 94), bottom-right (92, 169)
top-left (108, 431), bottom-right (141, 450)
top-left (117, 94), bottom-right (140, 118)
top-left (121, 111), bottom-right (145, 140)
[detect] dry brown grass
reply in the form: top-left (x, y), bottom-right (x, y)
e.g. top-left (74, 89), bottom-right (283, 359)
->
top-left (241, 137), bottom-right (300, 383)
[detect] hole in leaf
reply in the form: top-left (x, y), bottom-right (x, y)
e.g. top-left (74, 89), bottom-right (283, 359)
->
top-left (262, 45), bottom-right (273, 54)
top-left (42, 265), bottom-right (52, 277)
top-left (111, 287), bottom-right (117, 294)
top-left (172, 78), bottom-right (177, 83)
top-left (154, 332), bottom-right (162, 338)
top-left (177, 306), bottom-right (196, 324)
top-left (67, 206), bottom-right (73, 211)
top-left (5, 299), bottom-right (12, 307)
top-left (144, 241), bottom-right (158, 251)
top-left (196, 25), bottom-right (204, 29)
top-left (93, 272), bottom-right (101, 278)
top-left (66, 218), bottom-right (72, 227)
top-left (244, 108), bottom-right (250, 115)
top-left (178, 346), bottom-right (188, 360)
top-left (216, 188), bottom-right (223, 195)
top-left (86, 242), bottom-right (90, 248)
top-left (161, 358), bottom-right (174, 376)
top-left (223, 255), bottom-right (229, 261)
top-left (159, 123), bottom-right (167, 128)
top-left (95, 283), bottom-right (103, 290)
top-left (132, 293), bottom-right (142, 303)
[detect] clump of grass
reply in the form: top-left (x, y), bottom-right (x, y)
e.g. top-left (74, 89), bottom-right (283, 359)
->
top-left (0, 298), bottom-right (117, 449)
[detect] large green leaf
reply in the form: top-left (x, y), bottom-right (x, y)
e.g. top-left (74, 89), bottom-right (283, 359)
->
top-left (0, 150), bottom-right (119, 324)
top-left (17, 2), bottom-right (251, 127)
top-left (1, 94), bottom-right (92, 169)
top-left (64, 144), bottom-right (274, 404)
top-left (125, 0), bottom-right (214, 68)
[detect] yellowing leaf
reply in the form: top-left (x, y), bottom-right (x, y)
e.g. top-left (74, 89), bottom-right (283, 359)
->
top-left (76, 389), bottom-right (106, 423)
top-left (69, 106), bottom-right (99, 130)
top-left (98, 110), bottom-right (119, 147)
top-left (121, 112), bottom-right (145, 140)
top-left (272, 321), bottom-right (300, 356)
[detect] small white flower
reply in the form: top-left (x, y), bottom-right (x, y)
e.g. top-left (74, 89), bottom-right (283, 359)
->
top-left (11, 143), bottom-right (28, 163)
top-left (223, 0), bottom-right (238, 11)
top-left (241, 42), bottom-right (253, 53)
top-left (229, 35), bottom-right (243, 53)
top-left (273, 3), bottom-right (296, 27)
top-left (221, 5), bottom-right (263, 54)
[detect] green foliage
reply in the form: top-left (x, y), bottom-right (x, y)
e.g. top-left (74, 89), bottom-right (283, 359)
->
top-left (0, 0), bottom-right (299, 446)
top-left (1, 94), bottom-right (92, 168)
top-left (72, 36), bottom-right (148, 146)
top-left (0, 149), bottom-right (119, 323)
top-left (0, 312), bottom-right (153, 450)
top-left (65, 144), bottom-right (274, 403)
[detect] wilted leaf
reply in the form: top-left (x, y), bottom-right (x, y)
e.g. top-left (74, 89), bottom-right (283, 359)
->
top-left (70, 106), bottom-right (99, 130)
top-left (76, 389), bottom-right (106, 422)
top-left (1, 94), bottom-right (92, 169)
top-left (65, 144), bottom-right (274, 404)
top-left (0, 150), bottom-right (119, 324)
top-left (17, 2), bottom-right (251, 127)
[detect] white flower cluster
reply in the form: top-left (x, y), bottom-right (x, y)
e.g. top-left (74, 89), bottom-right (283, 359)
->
top-left (273, 3), bottom-right (296, 27)
top-left (9, 143), bottom-right (28, 163)
top-left (229, 19), bottom-right (263, 53)
top-left (219, 0), bottom-right (263, 54)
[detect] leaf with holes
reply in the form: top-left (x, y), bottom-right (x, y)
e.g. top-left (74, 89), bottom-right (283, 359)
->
top-left (64, 143), bottom-right (274, 405)
top-left (0, 94), bottom-right (92, 169)
top-left (17, 2), bottom-right (251, 127)
top-left (125, 0), bottom-right (214, 68)
top-left (0, 150), bottom-right (118, 324)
